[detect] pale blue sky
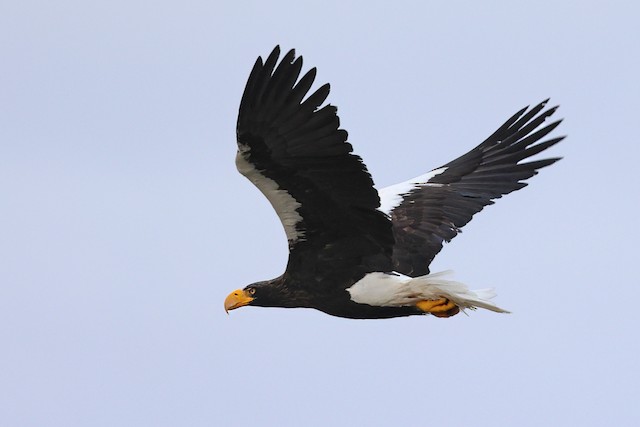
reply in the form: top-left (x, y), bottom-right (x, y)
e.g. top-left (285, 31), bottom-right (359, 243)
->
top-left (2, 1), bottom-right (639, 426)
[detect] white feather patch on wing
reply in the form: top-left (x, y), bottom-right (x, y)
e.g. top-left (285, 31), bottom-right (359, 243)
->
top-left (346, 270), bottom-right (509, 313)
top-left (377, 167), bottom-right (448, 215)
top-left (235, 147), bottom-right (305, 242)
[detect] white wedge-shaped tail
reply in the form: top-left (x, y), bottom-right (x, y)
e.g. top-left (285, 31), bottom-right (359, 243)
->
top-left (346, 270), bottom-right (510, 314)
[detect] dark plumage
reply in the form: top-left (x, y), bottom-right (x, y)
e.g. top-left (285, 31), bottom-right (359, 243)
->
top-left (224, 46), bottom-right (563, 319)
top-left (388, 101), bottom-right (562, 276)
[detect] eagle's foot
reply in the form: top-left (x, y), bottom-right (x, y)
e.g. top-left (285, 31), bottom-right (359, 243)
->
top-left (416, 298), bottom-right (460, 318)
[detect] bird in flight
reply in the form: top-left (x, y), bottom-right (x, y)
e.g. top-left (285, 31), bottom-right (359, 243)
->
top-left (224, 46), bottom-right (563, 319)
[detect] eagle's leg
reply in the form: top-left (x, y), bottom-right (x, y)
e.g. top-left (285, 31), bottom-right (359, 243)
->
top-left (415, 298), bottom-right (460, 318)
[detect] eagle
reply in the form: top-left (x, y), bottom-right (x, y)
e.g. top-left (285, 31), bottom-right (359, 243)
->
top-left (224, 46), bottom-right (563, 319)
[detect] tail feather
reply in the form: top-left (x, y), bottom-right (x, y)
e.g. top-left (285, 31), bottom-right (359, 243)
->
top-left (408, 270), bottom-right (510, 314)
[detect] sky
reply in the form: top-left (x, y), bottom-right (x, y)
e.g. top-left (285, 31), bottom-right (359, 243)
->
top-left (2, 1), bottom-right (639, 426)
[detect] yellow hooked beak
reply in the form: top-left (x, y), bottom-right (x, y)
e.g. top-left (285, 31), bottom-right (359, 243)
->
top-left (224, 289), bottom-right (254, 313)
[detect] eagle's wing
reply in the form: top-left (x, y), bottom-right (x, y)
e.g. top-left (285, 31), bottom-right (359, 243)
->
top-left (380, 100), bottom-right (563, 276)
top-left (236, 46), bottom-right (394, 278)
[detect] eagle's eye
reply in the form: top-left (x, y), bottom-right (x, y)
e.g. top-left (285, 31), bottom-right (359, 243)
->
top-left (248, 288), bottom-right (256, 296)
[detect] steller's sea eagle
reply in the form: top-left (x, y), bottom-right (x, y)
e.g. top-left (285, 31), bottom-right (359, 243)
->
top-left (224, 46), bottom-right (563, 319)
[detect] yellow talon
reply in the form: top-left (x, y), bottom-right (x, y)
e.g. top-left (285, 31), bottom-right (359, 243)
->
top-left (416, 298), bottom-right (460, 318)
top-left (416, 298), bottom-right (447, 311)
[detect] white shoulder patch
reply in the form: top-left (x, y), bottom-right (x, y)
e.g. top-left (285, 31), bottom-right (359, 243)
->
top-left (236, 147), bottom-right (305, 242)
top-left (377, 167), bottom-right (448, 215)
